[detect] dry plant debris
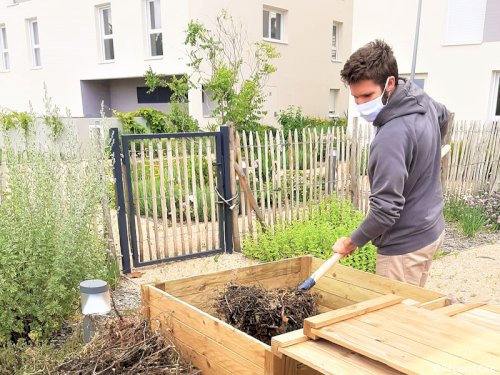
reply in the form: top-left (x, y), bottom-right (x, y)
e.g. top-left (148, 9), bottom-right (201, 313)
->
top-left (214, 283), bottom-right (318, 345)
top-left (56, 316), bottom-right (200, 375)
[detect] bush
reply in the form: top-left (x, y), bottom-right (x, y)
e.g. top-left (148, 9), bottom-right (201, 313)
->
top-left (277, 106), bottom-right (346, 138)
top-left (0, 145), bottom-right (110, 342)
top-left (243, 198), bottom-right (377, 273)
top-left (463, 191), bottom-right (500, 230)
top-left (444, 194), bottom-right (493, 237)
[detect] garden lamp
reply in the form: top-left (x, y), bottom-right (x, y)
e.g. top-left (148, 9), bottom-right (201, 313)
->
top-left (80, 279), bottom-right (111, 343)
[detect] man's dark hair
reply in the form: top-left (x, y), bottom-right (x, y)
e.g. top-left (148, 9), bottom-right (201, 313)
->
top-left (340, 40), bottom-right (399, 88)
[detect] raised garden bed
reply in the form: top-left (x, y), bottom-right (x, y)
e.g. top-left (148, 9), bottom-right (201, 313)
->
top-left (141, 256), bottom-right (446, 375)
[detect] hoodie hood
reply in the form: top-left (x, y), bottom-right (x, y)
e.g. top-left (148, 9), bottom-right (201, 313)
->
top-left (373, 79), bottom-right (427, 127)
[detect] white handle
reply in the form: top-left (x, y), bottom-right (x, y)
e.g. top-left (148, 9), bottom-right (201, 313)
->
top-left (311, 252), bottom-right (343, 283)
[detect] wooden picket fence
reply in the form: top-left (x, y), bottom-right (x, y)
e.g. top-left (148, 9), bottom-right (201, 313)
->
top-left (231, 119), bottom-right (500, 247)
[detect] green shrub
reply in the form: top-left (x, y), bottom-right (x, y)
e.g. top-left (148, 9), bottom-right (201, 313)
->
top-left (444, 195), bottom-right (491, 237)
top-left (243, 198), bottom-right (377, 273)
top-left (0, 146), bottom-right (110, 342)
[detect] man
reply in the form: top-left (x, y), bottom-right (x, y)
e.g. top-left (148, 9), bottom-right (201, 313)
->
top-left (333, 40), bottom-right (449, 287)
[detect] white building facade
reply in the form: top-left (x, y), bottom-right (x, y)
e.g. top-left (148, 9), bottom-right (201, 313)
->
top-left (0, 0), bottom-right (352, 127)
top-left (351, 0), bottom-right (500, 120)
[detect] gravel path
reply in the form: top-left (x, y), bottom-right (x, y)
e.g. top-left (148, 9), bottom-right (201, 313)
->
top-left (113, 223), bottom-right (500, 311)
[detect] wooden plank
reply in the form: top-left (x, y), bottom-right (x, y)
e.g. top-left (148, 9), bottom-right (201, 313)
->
top-left (308, 128), bottom-right (313, 211)
top-left (455, 310), bottom-right (500, 333)
top-left (235, 162), bottom-right (265, 228)
top-left (148, 140), bottom-right (161, 259)
top-left (304, 294), bottom-right (403, 334)
top-left (418, 296), bottom-right (450, 310)
top-left (287, 131), bottom-right (294, 223)
top-left (276, 131), bottom-right (283, 227)
top-left (482, 304), bottom-right (500, 314)
top-left (249, 131), bottom-right (258, 233)
top-left (130, 141), bottom-right (145, 261)
top-left (157, 140), bottom-right (169, 258)
top-left (314, 272), bottom-right (384, 303)
top-left (352, 304), bottom-right (500, 373)
top-left (190, 138), bottom-right (201, 252)
top-left (229, 125), bottom-right (240, 250)
top-left (242, 131), bottom-right (253, 235)
top-left (302, 129), bottom-right (307, 218)
top-left (166, 139), bottom-right (179, 256)
top-left (160, 257), bottom-right (302, 298)
top-left (271, 330), bottom-right (309, 358)
top-left (282, 131), bottom-right (290, 225)
top-left (313, 128), bottom-right (319, 203)
top-left (433, 302), bottom-right (487, 316)
top-left (148, 303), bottom-right (263, 374)
top-left (182, 138), bottom-right (193, 253)
top-left (281, 339), bottom-right (404, 375)
top-left (311, 318), bottom-right (468, 374)
top-left (145, 285), bottom-right (267, 370)
top-left (310, 258), bottom-right (444, 302)
top-left (270, 131), bottom-right (277, 226)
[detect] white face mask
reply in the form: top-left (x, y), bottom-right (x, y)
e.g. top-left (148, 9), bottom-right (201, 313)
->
top-left (356, 77), bottom-right (392, 122)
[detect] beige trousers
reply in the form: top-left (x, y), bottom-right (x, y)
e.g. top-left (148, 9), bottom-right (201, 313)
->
top-left (376, 231), bottom-right (445, 287)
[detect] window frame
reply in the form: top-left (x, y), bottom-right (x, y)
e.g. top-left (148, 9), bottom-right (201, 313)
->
top-left (490, 72), bottom-right (500, 119)
top-left (263, 7), bottom-right (286, 43)
top-left (0, 25), bottom-right (10, 71)
top-left (27, 18), bottom-right (41, 68)
top-left (329, 89), bottom-right (338, 118)
top-left (331, 22), bottom-right (340, 62)
top-left (97, 4), bottom-right (114, 62)
top-left (145, 0), bottom-right (163, 57)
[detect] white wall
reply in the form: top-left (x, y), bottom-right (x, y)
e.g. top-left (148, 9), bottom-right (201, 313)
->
top-left (352, 0), bottom-right (500, 120)
top-left (0, 0), bottom-right (189, 116)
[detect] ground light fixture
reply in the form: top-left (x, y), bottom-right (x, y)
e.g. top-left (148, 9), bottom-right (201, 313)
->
top-left (80, 279), bottom-right (111, 343)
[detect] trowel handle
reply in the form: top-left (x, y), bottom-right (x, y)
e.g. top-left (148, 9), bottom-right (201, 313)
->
top-left (311, 252), bottom-right (343, 282)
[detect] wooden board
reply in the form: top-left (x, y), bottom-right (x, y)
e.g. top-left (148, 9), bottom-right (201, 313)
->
top-left (306, 298), bottom-right (500, 375)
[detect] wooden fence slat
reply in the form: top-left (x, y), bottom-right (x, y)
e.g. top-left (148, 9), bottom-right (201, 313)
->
top-left (275, 131), bottom-right (283, 227)
top-left (173, 140), bottom-right (186, 255)
top-left (264, 131), bottom-right (272, 227)
top-left (181, 138), bottom-right (193, 253)
top-left (235, 131), bottom-right (246, 236)
top-left (205, 137), bottom-right (217, 250)
top-left (157, 140), bottom-right (169, 258)
top-left (190, 138), bottom-right (201, 252)
top-left (284, 131), bottom-right (292, 223)
top-left (249, 132), bottom-right (258, 233)
top-left (131, 141), bottom-right (145, 262)
top-left (308, 128), bottom-right (314, 212)
top-left (140, 140), bottom-right (153, 260)
top-left (294, 129), bottom-right (300, 220)
top-left (302, 129), bottom-right (307, 219)
top-left (198, 138), bottom-right (210, 251)
top-left (149, 140), bottom-right (161, 260)
top-left (166, 139), bottom-right (179, 257)
top-left (256, 134), bottom-right (266, 226)
top-left (318, 128), bottom-right (324, 203)
top-left (242, 131), bottom-right (253, 235)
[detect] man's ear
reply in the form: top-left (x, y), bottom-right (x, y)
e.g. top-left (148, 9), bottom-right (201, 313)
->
top-left (387, 76), bottom-right (396, 93)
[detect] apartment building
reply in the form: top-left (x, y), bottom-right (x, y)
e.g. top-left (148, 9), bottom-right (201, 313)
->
top-left (0, 0), bottom-right (352, 127)
top-left (352, 0), bottom-right (500, 120)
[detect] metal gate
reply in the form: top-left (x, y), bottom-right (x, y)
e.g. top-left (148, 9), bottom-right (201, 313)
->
top-left (110, 127), bottom-right (233, 273)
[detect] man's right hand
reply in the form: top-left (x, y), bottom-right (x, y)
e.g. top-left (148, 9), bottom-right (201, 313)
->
top-left (333, 236), bottom-right (357, 256)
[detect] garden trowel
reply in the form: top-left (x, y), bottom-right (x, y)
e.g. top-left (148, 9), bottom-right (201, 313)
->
top-left (298, 252), bottom-right (343, 291)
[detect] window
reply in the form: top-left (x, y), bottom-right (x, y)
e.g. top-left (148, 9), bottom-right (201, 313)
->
top-left (146, 0), bottom-right (163, 56)
top-left (263, 8), bottom-right (285, 42)
top-left (445, 0), bottom-right (487, 44)
top-left (137, 86), bottom-right (172, 103)
top-left (27, 19), bottom-right (41, 67)
top-left (331, 22), bottom-right (340, 61)
top-left (491, 72), bottom-right (500, 118)
top-left (0, 25), bottom-right (9, 71)
top-left (98, 5), bottom-right (114, 61)
top-left (329, 89), bottom-right (338, 117)
top-left (202, 87), bottom-right (217, 117)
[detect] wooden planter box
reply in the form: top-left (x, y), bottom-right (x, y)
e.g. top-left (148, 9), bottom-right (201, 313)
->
top-left (141, 256), bottom-right (446, 375)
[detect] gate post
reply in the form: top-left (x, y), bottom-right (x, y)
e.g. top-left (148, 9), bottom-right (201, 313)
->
top-left (109, 128), bottom-right (132, 274)
top-left (220, 126), bottom-right (234, 254)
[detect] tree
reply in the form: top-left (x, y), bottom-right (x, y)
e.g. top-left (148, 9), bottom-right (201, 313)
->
top-left (146, 10), bottom-right (279, 132)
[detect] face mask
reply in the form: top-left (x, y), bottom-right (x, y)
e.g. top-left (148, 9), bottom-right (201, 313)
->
top-left (356, 77), bottom-right (392, 122)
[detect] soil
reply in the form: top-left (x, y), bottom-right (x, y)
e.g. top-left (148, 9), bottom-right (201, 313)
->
top-left (112, 222), bottom-right (500, 312)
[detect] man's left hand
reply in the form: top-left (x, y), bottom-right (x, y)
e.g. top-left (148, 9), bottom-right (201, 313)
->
top-left (333, 237), bottom-right (357, 256)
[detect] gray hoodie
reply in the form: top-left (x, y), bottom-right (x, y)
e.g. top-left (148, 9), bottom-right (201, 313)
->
top-left (351, 79), bottom-right (449, 255)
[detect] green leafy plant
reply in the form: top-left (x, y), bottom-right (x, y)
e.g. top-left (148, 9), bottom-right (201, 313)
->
top-left (0, 143), bottom-right (111, 342)
top-left (243, 198), bottom-right (377, 273)
top-left (444, 195), bottom-right (490, 237)
top-left (42, 84), bottom-right (65, 139)
top-left (0, 111), bottom-right (35, 139)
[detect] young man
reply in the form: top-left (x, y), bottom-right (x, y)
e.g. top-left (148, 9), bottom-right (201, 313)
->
top-left (333, 40), bottom-right (449, 287)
